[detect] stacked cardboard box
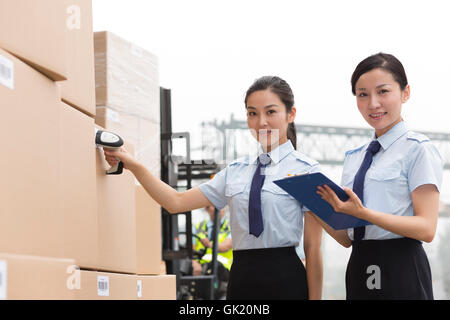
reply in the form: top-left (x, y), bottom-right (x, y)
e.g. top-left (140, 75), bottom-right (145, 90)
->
top-left (92, 31), bottom-right (172, 300)
top-left (74, 270), bottom-right (175, 300)
top-left (0, 254), bottom-right (75, 300)
top-left (94, 31), bottom-right (161, 179)
top-left (59, 0), bottom-right (96, 117)
top-left (0, 0), bottom-right (68, 81)
top-left (95, 138), bottom-right (163, 275)
top-left (1, 47), bottom-right (65, 259)
top-left (93, 128), bottom-right (174, 299)
top-left (1, 0), bottom-right (173, 300)
top-left (61, 101), bottom-right (98, 269)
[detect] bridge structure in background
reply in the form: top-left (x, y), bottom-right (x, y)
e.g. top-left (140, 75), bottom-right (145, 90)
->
top-left (199, 114), bottom-right (450, 170)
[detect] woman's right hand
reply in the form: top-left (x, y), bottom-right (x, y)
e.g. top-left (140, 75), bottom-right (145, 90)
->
top-left (103, 147), bottom-right (140, 171)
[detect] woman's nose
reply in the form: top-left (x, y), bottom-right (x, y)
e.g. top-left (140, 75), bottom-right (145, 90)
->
top-left (369, 95), bottom-right (381, 109)
top-left (259, 114), bottom-right (268, 127)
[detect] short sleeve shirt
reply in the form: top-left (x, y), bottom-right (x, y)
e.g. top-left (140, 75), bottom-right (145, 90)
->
top-left (199, 140), bottom-right (321, 250)
top-left (341, 121), bottom-right (444, 240)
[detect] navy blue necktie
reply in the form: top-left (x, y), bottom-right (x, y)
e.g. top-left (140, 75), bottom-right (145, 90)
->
top-left (353, 140), bottom-right (381, 241)
top-left (248, 154), bottom-right (270, 237)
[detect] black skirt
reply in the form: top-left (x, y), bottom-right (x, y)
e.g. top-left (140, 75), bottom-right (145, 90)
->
top-left (346, 238), bottom-right (433, 300)
top-left (226, 246), bottom-right (308, 300)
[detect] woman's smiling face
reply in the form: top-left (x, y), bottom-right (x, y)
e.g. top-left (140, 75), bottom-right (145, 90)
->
top-left (246, 89), bottom-right (295, 152)
top-left (355, 68), bottom-right (410, 137)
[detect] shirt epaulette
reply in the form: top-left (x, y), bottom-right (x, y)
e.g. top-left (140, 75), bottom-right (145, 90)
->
top-left (292, 150), bottom-right (319, 167)
top-left (345, 144), bottom-right (365, 157)
top-left (229, 156), bottom-right (249, 166)
top-left (406, 131), bottom-right (430, 143)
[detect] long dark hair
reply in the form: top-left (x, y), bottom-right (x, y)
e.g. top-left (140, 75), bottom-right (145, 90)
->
top-left (351, 52), bottom-right (408, 95)
top-left (244, 76), bottom-right (297, 150)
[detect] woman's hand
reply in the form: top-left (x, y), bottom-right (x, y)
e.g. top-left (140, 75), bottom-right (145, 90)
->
top-left (103, 147), bottom-right (140, 171)
top-left (317, 184), bottom-right (366, 219)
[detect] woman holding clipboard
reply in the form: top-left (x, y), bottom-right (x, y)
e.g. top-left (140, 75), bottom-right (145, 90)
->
top-left (103, 76), bottom-right (324, 300)
top-left (314, 53), bottom-right (443, 299)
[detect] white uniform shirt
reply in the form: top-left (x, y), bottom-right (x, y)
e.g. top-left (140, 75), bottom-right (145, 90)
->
top-left (342, 121), bottom-right (444, 240)
top-left (199, 140), bottom-right (320, 250)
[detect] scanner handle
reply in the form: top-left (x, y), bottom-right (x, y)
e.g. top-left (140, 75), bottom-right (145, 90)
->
top-left (106, 161), bottom-right (124, 175)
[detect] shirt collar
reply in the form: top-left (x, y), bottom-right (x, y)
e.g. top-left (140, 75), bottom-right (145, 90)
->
top-left (250, 140), bottom-right (295, 165)
top-left (373, 120), bottom-right (408, 151)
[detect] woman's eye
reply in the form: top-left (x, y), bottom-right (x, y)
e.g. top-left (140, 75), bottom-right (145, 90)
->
top-left (379, 89), bottom-right (389, 94)
top-left (358, 93), bottom-right (367, 97)
top-left (247, 111), bottom-right (256, 116)
top-left (267, 110), bottom-right (276, 115)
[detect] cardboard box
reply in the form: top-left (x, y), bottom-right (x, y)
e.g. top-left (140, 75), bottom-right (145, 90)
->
top-left (0, 253), bottom-right (75, 300)
top-left (0, 48), bottom-right (98, 262)
top-left (58, 0), bottom-right (96, 117)
top-left (61, 102), bottom-right (98, 269)
top-left (137, 275), bottom-right (176, 300)
top-left (160, 261), bottom-right (167, 275)
top-left (94, 31), bottom-right (160, 122)
top-left (96, 132), bottom-right (136, 273)
top-left (0, 0), bottom-right (68, 81)
top-left (135, 185), bottom-right (162, 275)
top-left (0, 48), bottom-right (64, 258)
top-left (75, 270), bottom-right (137, 300)
top-left (74, 271), bottom-right (176, 300)
top-left (95, 106), bottom-right (161, 178)
top-left (95, 132), bottom-right (163, 274)
top-left (94, 31), bottom-right (160, 177)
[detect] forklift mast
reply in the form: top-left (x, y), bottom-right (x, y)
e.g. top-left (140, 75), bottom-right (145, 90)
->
top-left (160, 87), bottom-right (223, 299)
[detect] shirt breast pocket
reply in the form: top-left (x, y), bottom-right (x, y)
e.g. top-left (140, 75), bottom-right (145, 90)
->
top-left (262, 183), bottom-right (299, 213)
top-left (367, 166), bottom-right (401, 182)
top-left (225, 183), bottom-right (247, 197)
top-left (225, 183), bottom-right (248, 227)
top-left (366, 165), bottom-right (407, 206)
top-left (225, 183), bottom-right (248, 207)
top-left (262, 183), bottom-right (294, 198)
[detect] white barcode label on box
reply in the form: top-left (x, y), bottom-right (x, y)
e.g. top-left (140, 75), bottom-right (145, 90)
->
top-left (97, 276), bottom-right (109, 297)
top-left (137, 280), bottom-right (142, 298)
top-left (0, 55), bottom-right (14, 90)
top-left (0, 260), bottom-right (7, 300)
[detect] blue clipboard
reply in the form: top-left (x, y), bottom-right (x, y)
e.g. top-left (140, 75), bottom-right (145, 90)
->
top-left (273, 172), bottom-right (372, 230)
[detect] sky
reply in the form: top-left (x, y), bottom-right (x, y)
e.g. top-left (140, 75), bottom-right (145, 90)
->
top-left (92, 0), bottom-right (450, 199)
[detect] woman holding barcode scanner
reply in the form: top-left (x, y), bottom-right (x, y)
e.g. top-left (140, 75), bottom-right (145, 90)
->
top-left (314, 53), bottom-right (443, 300)
top-left (103, 76), bottom-right (324, 300)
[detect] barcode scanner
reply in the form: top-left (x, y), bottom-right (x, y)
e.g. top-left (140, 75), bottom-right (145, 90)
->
top-left (95, 128), bottom-right (124, 175)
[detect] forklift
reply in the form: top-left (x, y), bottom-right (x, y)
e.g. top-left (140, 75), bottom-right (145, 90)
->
top-left (160, 87), bottom-right (227, 300)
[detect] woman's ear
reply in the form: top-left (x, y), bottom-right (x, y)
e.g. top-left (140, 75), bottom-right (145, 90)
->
top-left (402, 85), bottom-right (410, 103)
top-left (288, 106), bottom-right (296, 123)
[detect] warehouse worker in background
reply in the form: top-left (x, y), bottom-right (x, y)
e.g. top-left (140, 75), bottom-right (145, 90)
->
top-left (103, 75), bottom-right (323, 300)
top-left (192, 205), bottom-right (233, 278)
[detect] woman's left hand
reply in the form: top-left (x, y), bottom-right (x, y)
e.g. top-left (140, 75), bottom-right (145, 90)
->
top-left (317, 185), bottom-right (366, 219)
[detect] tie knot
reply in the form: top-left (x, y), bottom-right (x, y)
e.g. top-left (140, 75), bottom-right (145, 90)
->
top-left (258, 153), bottom-right (271, 166)
top-left (368, 140), bottom-right (381, 155)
